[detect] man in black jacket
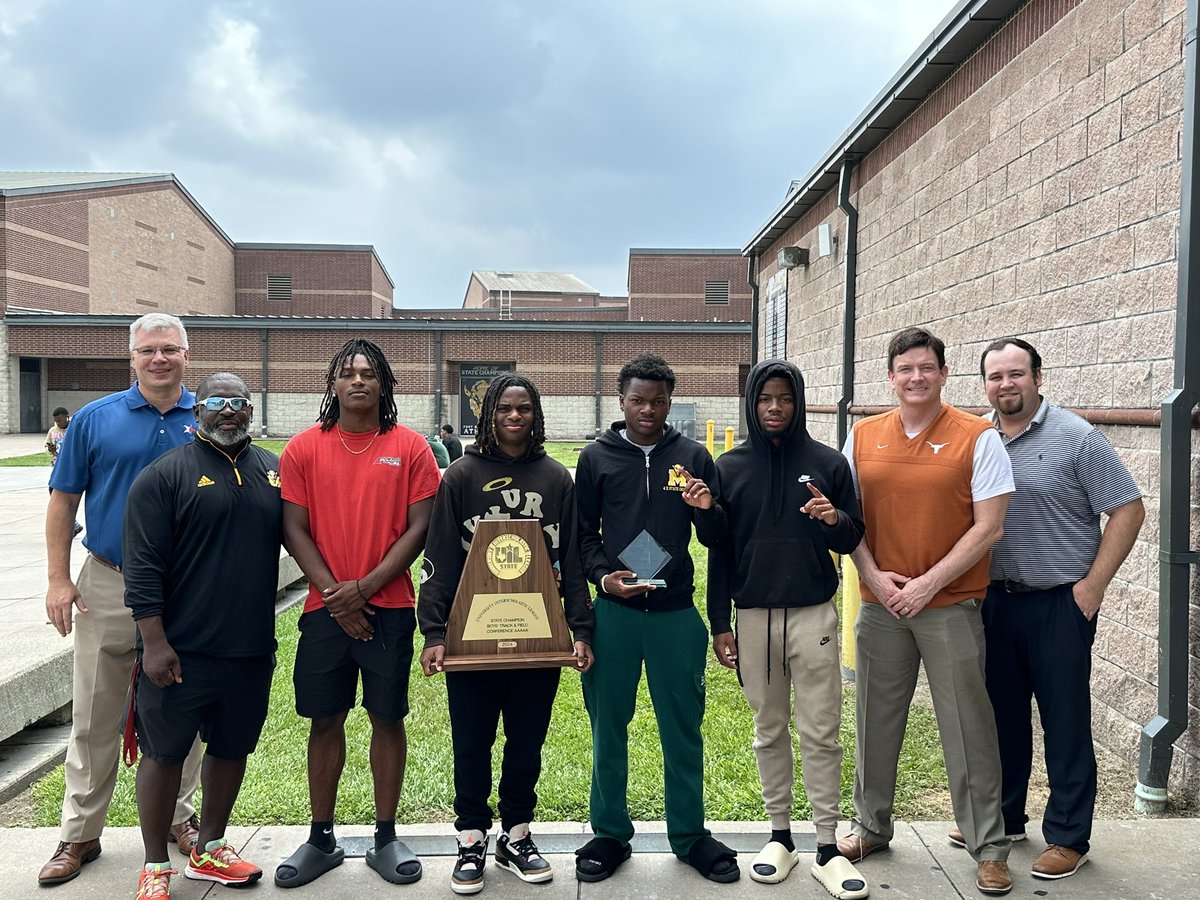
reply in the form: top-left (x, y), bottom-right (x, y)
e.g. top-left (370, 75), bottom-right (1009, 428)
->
top-left (574, 353), bottom-right (739, 885)
top-left (708, 360), bottom-right (866, 896)
top-left (441, 424), bottom-right (463, 462)
top-left (123, 373), bottom-right (282, 899)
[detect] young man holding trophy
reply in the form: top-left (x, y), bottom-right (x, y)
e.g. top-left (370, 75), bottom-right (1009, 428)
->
top-left (419, 374), bottom-right (594, 895)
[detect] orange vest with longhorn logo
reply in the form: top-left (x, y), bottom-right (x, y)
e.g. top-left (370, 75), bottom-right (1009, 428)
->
top-left (853, 403), bottom-right (993, 608)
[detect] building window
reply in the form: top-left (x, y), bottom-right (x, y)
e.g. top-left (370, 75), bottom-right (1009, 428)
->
top-left (704, 279), bottom-right (730, 304)
top-left (267, 274), bottom-right (293, 302)
top-left (764, 270), bottom-right (787, 358)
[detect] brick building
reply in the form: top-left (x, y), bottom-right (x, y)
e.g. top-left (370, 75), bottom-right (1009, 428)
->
top-left (2, 173), bottom-right (749, 438)
top-left (742, 0), bottom-right (1199, 804)
top-left (628, 248), bottom-right (752, 322)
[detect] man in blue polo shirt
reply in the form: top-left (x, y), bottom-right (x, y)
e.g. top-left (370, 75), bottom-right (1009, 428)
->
top-left (39, 313), bottom-right (205, 887)
top-left (946, 338), bottom-right (1144, 882)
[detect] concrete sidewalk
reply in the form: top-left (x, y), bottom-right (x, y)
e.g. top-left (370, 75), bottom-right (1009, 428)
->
top-left (0, 819), bottom-right (1193, 899)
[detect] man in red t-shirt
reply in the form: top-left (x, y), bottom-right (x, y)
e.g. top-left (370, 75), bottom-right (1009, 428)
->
top-left (275, 339), bottom-right (440, 889)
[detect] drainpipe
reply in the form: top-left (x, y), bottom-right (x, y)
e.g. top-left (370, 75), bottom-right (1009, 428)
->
top-left (593, 332), bottom-right (604, 438)
top-left (836, 157), bottom-right (859, 450)
top-left (433, 329), bottom-right (443, 432)
top-left (1135, 0), bottom-right (1200, 813)
top-left (260, 328), bottom-right (269, 438)
top-left (747, 254), bottom-right (760, 365)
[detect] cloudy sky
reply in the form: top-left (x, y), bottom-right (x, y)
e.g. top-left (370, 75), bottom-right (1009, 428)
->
top-left (2, 0), bottom-right (953, 307)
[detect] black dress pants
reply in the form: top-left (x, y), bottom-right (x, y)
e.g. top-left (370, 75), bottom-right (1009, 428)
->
top-left (446, 666), bottom-right (561, 834)
top-left (982, 582), bottom-right (1097, 854)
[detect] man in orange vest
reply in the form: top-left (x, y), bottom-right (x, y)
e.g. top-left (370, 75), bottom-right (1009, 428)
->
top-left (837, 327), bottom-right (1016, 896)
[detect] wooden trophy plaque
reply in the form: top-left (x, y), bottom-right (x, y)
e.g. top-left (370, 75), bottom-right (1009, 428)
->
top-left (442, 519), bottom-right (578, 671)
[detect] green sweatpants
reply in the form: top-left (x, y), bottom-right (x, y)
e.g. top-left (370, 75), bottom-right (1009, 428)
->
top-left (582, 599), bottom-right (710, 858)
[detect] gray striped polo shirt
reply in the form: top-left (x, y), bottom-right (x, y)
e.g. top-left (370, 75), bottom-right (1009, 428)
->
top-left (988, 398), bottom-right (1141, 588)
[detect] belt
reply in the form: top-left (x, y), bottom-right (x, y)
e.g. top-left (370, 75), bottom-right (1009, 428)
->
top-left (993, 578), bottom-right (1066, 594)
top-left (88, 552), bottom-right (122, 573)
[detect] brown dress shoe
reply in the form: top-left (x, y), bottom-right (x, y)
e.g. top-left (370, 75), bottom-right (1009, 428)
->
top-left (976, 860), bottom-right (1013, 895)
top-left (37, 839), bottom-right (102, 885)
top-left (835, 833), bottom-right (889, 863)
top-left (1031, 845), bottom-right (1088, 879)
top-left (169, 814), bottom-right (201, 856)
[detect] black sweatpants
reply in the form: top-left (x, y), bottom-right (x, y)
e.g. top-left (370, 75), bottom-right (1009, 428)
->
top-left (446, 666), bottom-right (562, 833)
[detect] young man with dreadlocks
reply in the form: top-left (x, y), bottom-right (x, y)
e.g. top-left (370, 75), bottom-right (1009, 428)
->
top-left (574, 353), bottom-right (740, 885)
top-left (275, 339), bottom-right (440, 889)
top-left (418, 374), bottom-right (594, 895)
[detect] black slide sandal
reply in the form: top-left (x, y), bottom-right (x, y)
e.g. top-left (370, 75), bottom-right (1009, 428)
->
top-left (575, 837), bottom-right (632, 883)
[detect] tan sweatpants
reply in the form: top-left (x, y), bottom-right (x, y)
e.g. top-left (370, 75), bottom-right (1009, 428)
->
top-left (737, 602), bottom-right (843, 846)
top-left (60, 556), bottom-right (201, 842)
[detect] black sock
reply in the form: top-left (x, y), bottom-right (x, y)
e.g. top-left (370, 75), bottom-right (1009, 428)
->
top-left (308, 820), bottom-right (335, 853)
top-left (770, 829), bottom-right (795, 852)
top-left (374, 820), bottom-right (397, 851)
top-left (816, 843), bottom-right (839, 866)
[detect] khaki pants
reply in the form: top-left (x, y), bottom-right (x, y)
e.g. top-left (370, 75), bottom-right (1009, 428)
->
top-left (850, 599), bottom-right (1009, 861)
top-left (60, 557), bottom-right (201, 842)
top-left (737, 603), bottom-right (843, 845)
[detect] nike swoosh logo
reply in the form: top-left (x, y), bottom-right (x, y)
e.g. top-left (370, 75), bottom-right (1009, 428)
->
top-left (876, 443), bottom-right (889, 449)
top-left (820, 635), bottom-right (831, 645)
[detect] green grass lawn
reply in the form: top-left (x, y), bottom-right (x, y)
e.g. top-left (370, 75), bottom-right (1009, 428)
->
top-left (31, 541), bottom-right (947, 827)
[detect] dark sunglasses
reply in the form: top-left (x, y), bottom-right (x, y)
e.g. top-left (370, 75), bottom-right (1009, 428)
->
top-left (201, 397), bottom-right (250, 412)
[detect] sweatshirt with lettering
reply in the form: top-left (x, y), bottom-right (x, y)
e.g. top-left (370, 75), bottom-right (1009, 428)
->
top-left (418, 443), bottom-right (593, 647)
top-left (576, 423), bottom-right (725, 613)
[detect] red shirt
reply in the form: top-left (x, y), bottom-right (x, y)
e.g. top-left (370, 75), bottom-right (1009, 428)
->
top-left (281, 423), bottom-right (440, 612)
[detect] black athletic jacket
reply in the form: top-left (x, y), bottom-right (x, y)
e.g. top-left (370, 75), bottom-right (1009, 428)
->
top-left (576, 422), bottom-right (723, 612)
top-left (123, 435), bottom-right (283, 656)
top-left (706, 360), bottom-right (863, 635)
top-left (418, 443), bottom-right (593, 647)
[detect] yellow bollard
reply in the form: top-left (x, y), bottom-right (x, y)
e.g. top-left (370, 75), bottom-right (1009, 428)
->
top-left (840, 554), bottom-right (861, 680)
top-left (706, 419), bottom-right (715, 456)
top-left (724, 426), bottom-right (734, 451)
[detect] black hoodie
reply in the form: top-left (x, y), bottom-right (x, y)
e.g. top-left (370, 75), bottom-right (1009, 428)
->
top-left (706, 360), bottom-right (863, 635)
top-left (576, 421), bottom-right (724, 612)
top-left (418, 443), bottom-right (593, 647)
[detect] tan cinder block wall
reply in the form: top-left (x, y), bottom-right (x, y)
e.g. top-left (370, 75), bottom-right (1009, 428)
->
top-left (88, 187), bottom-right (235, 316)
top-left (763, 0), bottom-right (1199, 803)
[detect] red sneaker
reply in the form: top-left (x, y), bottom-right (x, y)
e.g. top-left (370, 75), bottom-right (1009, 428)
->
top-left (136, 864), bottom-right (177, 898)
top-left (184, 839), bottom-right (263, 886)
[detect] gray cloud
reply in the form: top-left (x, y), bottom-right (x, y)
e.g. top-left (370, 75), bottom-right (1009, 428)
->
top-left (1, 0), bottom-right (953, 306)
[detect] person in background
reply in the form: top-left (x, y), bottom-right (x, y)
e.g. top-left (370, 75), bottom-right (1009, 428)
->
top-left (427, 433), bottom-right (451, 469)
top-left (45, 407), bottom-right (82, 537)
top-left (441, 424), bottom-right (463, 462)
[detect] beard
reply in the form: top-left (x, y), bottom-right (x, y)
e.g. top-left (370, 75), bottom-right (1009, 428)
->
top-left (763, 427), bottom-right (789, 441)
top-left (200, 419), bottom-right (249, 447)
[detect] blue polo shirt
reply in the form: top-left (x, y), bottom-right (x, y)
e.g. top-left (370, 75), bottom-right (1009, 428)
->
top-left (50, 382), bottom-right (196, 566)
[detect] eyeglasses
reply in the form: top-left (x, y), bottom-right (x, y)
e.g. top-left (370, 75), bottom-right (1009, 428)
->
top-left (132, 345), bottom-right (186, 358)
top-left (201, 397), bottom-right (250, 412)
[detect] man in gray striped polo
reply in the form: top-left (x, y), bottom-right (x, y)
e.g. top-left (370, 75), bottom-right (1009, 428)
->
top-left (967, 338), bottom-right (1144, 881)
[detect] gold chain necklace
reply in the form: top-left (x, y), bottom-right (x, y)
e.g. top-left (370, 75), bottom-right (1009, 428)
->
top-left (336, 424), bottom-right (380, 456)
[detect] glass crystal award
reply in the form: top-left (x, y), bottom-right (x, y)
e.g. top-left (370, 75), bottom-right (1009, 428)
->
top-left (617, 529), bottom-right (671, 587)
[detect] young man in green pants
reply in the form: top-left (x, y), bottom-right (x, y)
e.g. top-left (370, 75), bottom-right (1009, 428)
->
top-left (574, 353), bottom-right (739, 884)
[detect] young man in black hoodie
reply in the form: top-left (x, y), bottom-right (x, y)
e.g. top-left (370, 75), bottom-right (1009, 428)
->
top-left (574, 353), bottom-right (739, 885)
top-left (419, 374), bottom-right (594, 895)
top-left (708, 360), bottom-right (866, 897)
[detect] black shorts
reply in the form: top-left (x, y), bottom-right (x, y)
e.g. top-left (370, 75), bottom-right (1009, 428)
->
top-left (135, 652), bottom-right (275, 764)
top-left (293, 606), bottom-right (415, 721)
